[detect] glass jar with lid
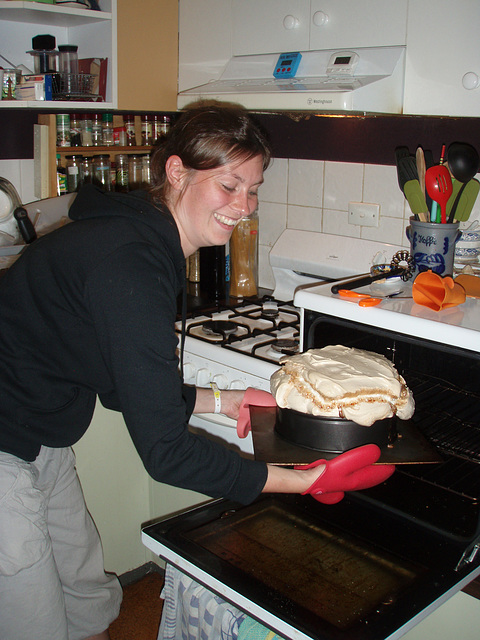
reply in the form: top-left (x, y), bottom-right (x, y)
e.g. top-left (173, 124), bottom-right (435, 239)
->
top-left (124, 114), bottom-right (136, 146)
top-left (115, 154), bottom-right (129, 193)
top-left (141, 115), bottom-right (153, 146)
top-left (128, 155), bottom-right (143, 190)
top-left (92, 155), bottom-right (112, 191)
top-left (65, 155), bottom-right (83, 193)
top-left (102, 113), bottom-right (114, 146)
top-left (79, 156), bottom-right (93, 188)
top-left (91, 114), bottom-right (103, 147)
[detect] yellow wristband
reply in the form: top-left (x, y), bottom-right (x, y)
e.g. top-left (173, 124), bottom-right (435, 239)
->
top-left (210, 382), bottom-right (221, 414)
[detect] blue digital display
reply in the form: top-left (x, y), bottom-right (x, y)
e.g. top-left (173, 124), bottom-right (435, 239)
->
top-left (273, 52), bottom-right (302, 79)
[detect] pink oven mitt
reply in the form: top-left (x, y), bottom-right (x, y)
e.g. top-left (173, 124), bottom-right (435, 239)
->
top-left (295, 444), bottom-right (395, 505)
top-left (237, 387), bottom-right (277, 438)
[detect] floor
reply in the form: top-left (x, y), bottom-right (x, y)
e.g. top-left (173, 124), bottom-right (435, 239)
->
top-left (109, 571), bottom-right (165, 640)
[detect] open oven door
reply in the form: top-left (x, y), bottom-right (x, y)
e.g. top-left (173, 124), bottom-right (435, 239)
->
top-left (142, 492), bottom-right (480, 640)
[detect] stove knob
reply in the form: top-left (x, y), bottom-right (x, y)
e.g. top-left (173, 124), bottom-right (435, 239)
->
top-left (196, 368), bottom-right (212, 387)
top-left (183, 362), bottom-right (196, 382)
top-left (212, 374), bottom-right (228, 389)
top-left (230, 379), bottom-right (246, 390)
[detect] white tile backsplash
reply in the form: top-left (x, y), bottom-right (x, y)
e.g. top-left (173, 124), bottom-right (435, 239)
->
top-left (0, 159), bottom-right (37, 205)
top-left (287, 159), bottom-right (323, 207)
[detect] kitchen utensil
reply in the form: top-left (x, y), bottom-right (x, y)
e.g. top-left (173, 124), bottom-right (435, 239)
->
top-left (412, 270), bottom-right (466, 311)
top-left (425, 164), bottom-right (453, 223)
top-left (423, 149), bottom-right (435, 213)
top-left (403, 180), bottom-right (429, 220)
top-left (276, 408), bottom-right (396, 453)
top-left (455, 274), bottom-right (480, 298)
top-left (237, 387), bottom-right (277, 438)
top-left (447, 143), bottom-right (480, 222)
top-left (395, 148), bottom-right (428, 221)
top-left (330, 250), bottom-right (414, 294)
top-left (416, 146), bottom-right (426, 197)
top-left (336, 289), bottom-right (382, 306)
top-left (13, 207), bottom-right (37, 244)
top-left (452, 178), bottom-right (480, 222)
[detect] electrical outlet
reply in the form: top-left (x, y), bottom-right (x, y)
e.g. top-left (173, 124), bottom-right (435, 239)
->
top-left (348, 202), bottom-right (380, 227)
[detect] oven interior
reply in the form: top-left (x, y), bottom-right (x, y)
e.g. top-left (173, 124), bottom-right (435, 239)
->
top-left (304, 310), bottom-right (480, 543)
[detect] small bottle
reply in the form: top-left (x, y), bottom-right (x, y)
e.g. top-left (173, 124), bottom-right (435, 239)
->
top-left (141, 114), bottom-right (153, 146)
top-left (56, 114), bottom-right (70, 147)
top-left (102, 113), bottom-right (114, 146)
top-left (91, 113), bottom-right (103, 146)
top-left (79, 156), bottom-right (93, 187)
top-left (128, 154), bottom-right (143, 190)
top-left (81, 114), bottom-right (93, 147)
top-left (113, 125), bottom-right (126, 146)
top-left (124, 114), bottom-right (136, 146)
top-left (69, 113), bottom-right (82, 147)
top-left (56, 154), bottom-right (67, 196)
top-left (92, 154), bottom-right (112, 191)
top-left (115, 154), bottom-right (129, 192)
top-left (66, 154), bottom-right (82, 192)
top-left (141, 154), bottom-right (151, 187)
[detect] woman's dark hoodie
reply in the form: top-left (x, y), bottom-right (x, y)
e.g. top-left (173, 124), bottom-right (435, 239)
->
top-left (0, 185), bottom-right (267, 503)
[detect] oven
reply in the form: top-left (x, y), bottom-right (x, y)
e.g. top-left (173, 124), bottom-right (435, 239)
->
top-left (142, 230), bottom-right (480, 640)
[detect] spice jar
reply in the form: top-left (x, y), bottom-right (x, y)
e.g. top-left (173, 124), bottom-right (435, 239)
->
top-left (124, 114), bottom-right (136, 146)
top-left (102, 113), bottom-right (114, 146)
top-left (141, 114), bottom-right (153, 146)
top-left (56, 114), bottom-right (70, 147)
top-left (141, 155), bottom-right (151, 187)
top-left (92, 155), bottom-right (112, 191)
top-left (152, 115), bottom-right (171, 143)
top-left (79, 156), bottom-right (93, 187)
top-left (229, 211), bottom-right (259, 297)
top-left (91, 113), bottom-right (103, 146)
top-left (69, 113), bottom-right (82, 147)
top-left (115, 154), bottom-right (129, 192)
top-left (128, 154), bottom-right (142, 190)
top-left (81, 114), bottom-right (93, 147)
top-left (65, 155), bottom-right (83, 193)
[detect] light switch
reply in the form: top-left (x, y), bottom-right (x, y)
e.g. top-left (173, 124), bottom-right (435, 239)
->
top-left (348, 202), bottom-right (380, 227)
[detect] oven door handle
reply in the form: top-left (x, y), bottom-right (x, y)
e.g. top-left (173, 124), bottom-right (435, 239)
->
top-left (455, 538), bottom-right (480, 572)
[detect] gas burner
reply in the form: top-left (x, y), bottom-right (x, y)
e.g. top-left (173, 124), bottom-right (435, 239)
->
top-left (271, 338), bottom-right (300, 355)
top-left (202, 320), bottom-right (238, 337)
top-left (261, 300), bottom-right (279, 318)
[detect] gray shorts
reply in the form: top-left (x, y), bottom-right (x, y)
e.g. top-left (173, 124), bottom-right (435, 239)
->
top-left (0, 446), bottom-right (122, 640)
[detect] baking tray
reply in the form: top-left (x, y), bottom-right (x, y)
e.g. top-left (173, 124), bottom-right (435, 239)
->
top-left (250, 406), bottom-right (443, 465)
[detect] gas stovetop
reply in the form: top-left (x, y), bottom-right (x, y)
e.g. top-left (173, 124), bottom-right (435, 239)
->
top-left (176, 297), bottom-right (300, 366)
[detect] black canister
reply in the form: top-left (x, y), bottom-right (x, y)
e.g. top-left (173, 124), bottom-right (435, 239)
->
top-left (200, 245), bottom-right (226, 301)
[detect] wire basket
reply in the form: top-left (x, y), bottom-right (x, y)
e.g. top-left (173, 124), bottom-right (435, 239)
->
top-left (52, 73), bottom-right (97, 101)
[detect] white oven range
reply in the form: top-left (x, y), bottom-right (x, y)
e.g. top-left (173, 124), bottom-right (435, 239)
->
top-left (144, 229), bottom-right (480, 640)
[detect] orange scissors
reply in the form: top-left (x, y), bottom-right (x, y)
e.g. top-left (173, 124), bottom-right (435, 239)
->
top-left (336, 289), bottom-right (382, 307)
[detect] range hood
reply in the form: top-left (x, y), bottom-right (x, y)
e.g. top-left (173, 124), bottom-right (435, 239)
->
top-left (178, 46), bottom-right (405, 113)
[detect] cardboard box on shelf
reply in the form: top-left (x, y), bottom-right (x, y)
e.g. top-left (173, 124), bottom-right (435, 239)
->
top-left (78, 58), bottom-right (107, 101)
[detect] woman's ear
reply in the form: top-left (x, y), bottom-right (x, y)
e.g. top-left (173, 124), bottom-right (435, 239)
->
top-left (165, 155), bottom-right (187, 192)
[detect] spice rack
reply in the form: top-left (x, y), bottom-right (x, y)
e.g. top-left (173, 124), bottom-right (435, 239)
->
top-left (38, 113), bottom-right (158, 197)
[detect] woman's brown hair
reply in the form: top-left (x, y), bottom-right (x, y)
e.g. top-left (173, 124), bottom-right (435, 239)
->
top-left (149, 101), bottom-right (271, 206)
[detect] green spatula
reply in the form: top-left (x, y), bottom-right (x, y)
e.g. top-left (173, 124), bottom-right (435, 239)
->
top-left (451, 178), bottom-right (480, 222)
top-left (404, 180), bottom-right (429, 221)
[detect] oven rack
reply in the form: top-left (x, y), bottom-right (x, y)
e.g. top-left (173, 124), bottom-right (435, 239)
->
top-left (401, 374), bottom-right (480, 501)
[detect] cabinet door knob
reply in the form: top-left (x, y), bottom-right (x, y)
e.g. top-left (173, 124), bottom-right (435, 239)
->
top-left (283, 15), bottom-right (300, 30)
top-left (312, 11), bottom-right (329, 27)
top-left (462, 72), bottom-right (480, 90)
